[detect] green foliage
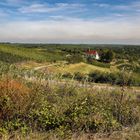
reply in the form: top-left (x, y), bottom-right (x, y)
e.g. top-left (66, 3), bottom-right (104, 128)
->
top-left (62, 73), bottom-right (73, 79)
top-left (74, 72), bottom-right (86, 82)
top-left (100, 50), bottom-right (115, 63)
top-left (86, 57), bottom-right (93, 64)
top-left (88, 71), bottom-right (140, 86)
top-left (64, 96), bottom-right (120, 132)
top-left (118, 63), bottom-right (140, 73)
top-left (0, 45), bottom-right (65, 63)
top-left (28, 102), bottom-right (63, 131)
top-left (66, 54), bottom-right (85, 64)
top-left (0, 51), bottom-right (28, 63)
top-left (0, 75), bottom-right (140, 136)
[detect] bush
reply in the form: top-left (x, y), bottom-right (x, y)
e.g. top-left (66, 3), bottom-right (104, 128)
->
top-left (88, 71), bottom-right (139, 86)
top-left (74, 72), bottom-right (87, 82)
top-left (64, 96), bottom-right (120, 132)
top-left (66, 54), bottom-right (85, 64)
top-left (0, 77), bottom-right (31, 120)
top-left (62, 73), bottom-right (73, 79)
top-left (0, 78), bottom-right (139, 137)
top-left (100, 50), bottom-right (115, 63)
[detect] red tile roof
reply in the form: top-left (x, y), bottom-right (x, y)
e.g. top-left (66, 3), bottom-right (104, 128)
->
top-left (86, 50), bottom-right (97, 55)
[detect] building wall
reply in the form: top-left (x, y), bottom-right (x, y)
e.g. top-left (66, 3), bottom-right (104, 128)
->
top-left (95, 53), bottom-right (100, 60)
top-left (86, 53), bottom-right (99, 60)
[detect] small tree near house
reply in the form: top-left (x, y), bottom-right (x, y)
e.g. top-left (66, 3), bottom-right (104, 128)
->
top-left (100, 50), bottom-right (115, 63)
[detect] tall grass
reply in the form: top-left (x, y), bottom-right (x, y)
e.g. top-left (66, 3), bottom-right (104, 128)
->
top-left (0, 71), bottom-right (140, 139)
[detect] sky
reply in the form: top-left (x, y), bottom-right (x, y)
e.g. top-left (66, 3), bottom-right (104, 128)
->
top-left (0, 0), bottom-right (140, 44)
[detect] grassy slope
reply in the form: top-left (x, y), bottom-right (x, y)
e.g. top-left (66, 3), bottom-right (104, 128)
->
top-left (0, 45), bottom-right (65, 62)
top-left (50, 62), bottom-right (117, 74)
top-left (59, 62), bottom-right (111, 73)
top-left (17, 61), bottom-right (117, 74)
top-left (18, 61), bottom-right (118, 75)
top-left (24, 62), bottom-right (111, 74)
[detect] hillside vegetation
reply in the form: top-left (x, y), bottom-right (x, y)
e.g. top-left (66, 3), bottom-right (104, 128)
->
top-left (0, 43), bottom-right (140, 139)
top-left (0, 72), bottom-right (140, 140)
top-left (0, 44), bottom-right (65, 63)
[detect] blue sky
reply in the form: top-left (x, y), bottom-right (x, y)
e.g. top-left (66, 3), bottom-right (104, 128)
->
top-left (0, 0), bottom-right (140, 44)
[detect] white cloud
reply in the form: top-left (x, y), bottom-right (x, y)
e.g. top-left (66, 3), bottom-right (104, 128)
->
top-left (0, 1), bottom-right (140, 44)
top-left (94, 1), bottom-right (140, 12)
top-left (93, 3), bottom-right (110, 8)
top-left (116, 1), bottom-right (140, 10)
top-left (0, 19), bottom-right (140, 44)
top-left (19, 3), bottom-right (85, 13)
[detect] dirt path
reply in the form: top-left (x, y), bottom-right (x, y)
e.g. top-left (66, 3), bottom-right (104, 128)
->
top-left (33, 64), bottom-right (55, 70)
top-left (34, 65), bottom-right (48, 70)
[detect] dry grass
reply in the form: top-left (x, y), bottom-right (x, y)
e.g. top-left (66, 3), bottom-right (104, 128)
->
top-left (16, 61), bottom-right (50, 69)
top-left (1, 128), bottom-right (140, 140)
top-left (58, 62), bottom-right (111, 74)
top-left (0, 77), bottom-right (31, 119)
top-left (18, 61), bottom-right (118, 74)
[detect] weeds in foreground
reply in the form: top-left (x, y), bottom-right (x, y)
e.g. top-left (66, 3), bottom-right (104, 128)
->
top-left (0, 73), bottom-right (140, 139)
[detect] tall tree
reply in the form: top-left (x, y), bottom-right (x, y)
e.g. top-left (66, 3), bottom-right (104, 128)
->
top-left (101, 50), bottom-right (115, 63)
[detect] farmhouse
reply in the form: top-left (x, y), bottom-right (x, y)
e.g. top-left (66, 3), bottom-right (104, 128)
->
top-left (85, 50), bottom-right (100, 60)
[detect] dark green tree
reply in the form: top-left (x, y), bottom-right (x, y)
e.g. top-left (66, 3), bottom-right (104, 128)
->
top-left (101, 50), bottom-right (115, 63)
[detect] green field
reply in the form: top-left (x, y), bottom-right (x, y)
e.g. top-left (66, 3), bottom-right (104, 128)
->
top-left (0, 44), bottom-right (65, 63)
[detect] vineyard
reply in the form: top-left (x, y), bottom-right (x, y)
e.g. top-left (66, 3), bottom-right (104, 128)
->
top-left (0, 44), bottom-right (65, 63)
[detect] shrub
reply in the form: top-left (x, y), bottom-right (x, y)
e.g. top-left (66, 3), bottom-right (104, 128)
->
top-left (88, 71), bottom-right (139, 86)
top-left (62, 73), bottom-right (73, 79)
top-left (100, 50), bottom-right (115, 63)
top-left (0, 77), bottom-right (31, 120)
top-left (66, 54), bottom-right (85, 64)
top-left (74, 72), bottom-right (87, 82)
